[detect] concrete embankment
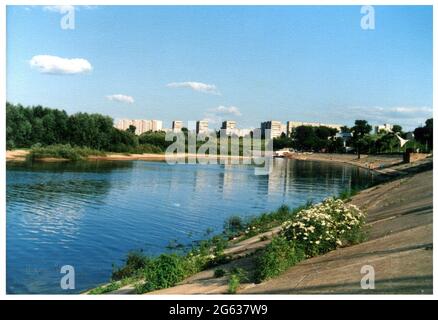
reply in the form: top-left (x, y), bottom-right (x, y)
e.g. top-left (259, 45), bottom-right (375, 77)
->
top-left (148, 157), bottom-right (433, 294)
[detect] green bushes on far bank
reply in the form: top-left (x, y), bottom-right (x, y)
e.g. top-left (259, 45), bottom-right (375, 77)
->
top-left (6, 102), bottom-right (165, 155)
top-left (26, 144), bottom-right (106, 161)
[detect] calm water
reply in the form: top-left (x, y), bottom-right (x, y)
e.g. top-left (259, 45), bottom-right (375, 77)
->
top-left (7, 159), bottom-right (376, 294)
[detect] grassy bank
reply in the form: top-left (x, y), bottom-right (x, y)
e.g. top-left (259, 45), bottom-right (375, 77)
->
top-left (26, 144), bottom-right (106, 161)
top-left (25, 144), bottom-right (164, 161)
top-left (89, 193), bottom-right (366, 294)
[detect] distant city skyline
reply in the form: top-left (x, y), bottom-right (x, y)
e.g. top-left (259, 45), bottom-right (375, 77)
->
top-left (7, 5), bottom-right (432, 131)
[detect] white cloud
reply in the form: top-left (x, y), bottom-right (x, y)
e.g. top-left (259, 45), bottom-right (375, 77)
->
top-left (203, 105), bottom-right (242, 124)
top-left (43, 5), bottom-right (75, 13)
top-left (166, 81), bottom-right (220, 95)
top-left (106, 94), bottom-right (135, 104)
top-left (211, 105), bottom-right (242, 116)
top-left (43, 5), bottom-right (96, 13)
top-left (332, 106), bottom-right (432, 130)
top-left (29, 55), bottom-right (92, 75)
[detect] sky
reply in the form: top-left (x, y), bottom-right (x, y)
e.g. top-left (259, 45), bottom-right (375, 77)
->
top-left (6, 5), bottom-right (433, 130)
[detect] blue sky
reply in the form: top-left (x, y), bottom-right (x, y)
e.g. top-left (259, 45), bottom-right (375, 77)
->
top-left (6, 5), bottom-right (433, 130)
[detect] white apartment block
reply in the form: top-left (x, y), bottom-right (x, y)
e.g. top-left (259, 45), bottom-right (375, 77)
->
top-left (374, 123), bottom-right (393, 134)
top-left (221, 120), bottom-right (237, 135)
top-left (196, 120), bottom-right (209, 134)
top-left (172, 120), bottom-right (184, 132)
top-left (286, 121), bottom-right (343, 136)
top-left (115, 119), bottom-right (163, 135)
top-left (261, 121), bottom-right (285, 139)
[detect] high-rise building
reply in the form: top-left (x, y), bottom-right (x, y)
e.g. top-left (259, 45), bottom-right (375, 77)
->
top-left (115, 119), bottom-right (163, 135)
top-left (221, 120), bottom-right (237, 135)
top-left (172, 120), bottom-right (183, 132)
top-left (151, 120), bottom-right (163, 132)
top-left (261, 121), bottom-right (284, 139)
top-left (374, 123), bottom-right (393, 134)
top-left (196, 120), bottom-right (209, 134)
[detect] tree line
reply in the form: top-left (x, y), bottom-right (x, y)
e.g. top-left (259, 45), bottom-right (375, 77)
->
top-left (274, 119), bottom-right (433, 156)
top-left (6, 102), bottom-right (163, 153)
top-left (6, 103), bottom-right (433, 156)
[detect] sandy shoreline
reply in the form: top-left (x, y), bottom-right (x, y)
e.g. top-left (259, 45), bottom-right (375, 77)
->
top-left (5, 149), bottom-right (253, 163)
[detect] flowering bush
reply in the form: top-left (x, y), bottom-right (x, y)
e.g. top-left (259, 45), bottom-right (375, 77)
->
top-left (282, 198), bottom-right (366, 257)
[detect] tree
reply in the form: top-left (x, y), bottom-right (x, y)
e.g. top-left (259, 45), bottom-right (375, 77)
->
top-left (392, 124), bottom-right (403, 134)
top-left (414, 118), bottom-right (433, 151)
top-left (340, 125), bottom-right (351, 133)
top-left (127, 125), bottom-right (136, 134)
top-left (292, 126), bottom-right (317, 151)
top-left (351, 120), bottom-right (372, 159)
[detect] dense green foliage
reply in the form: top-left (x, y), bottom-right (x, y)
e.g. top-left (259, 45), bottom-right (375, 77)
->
top-left (351, 120), bottom-right (373, 158)
top-left (413, 119), bottom-right (433, 151)
top-left (6, 102), bottom-right (163, 154)
top-left (274, 118), bottom-right (433, 154)
top-left (274, 125), bottom-right (340, 152)
top-left (27, 144), bottom-right (106, 161)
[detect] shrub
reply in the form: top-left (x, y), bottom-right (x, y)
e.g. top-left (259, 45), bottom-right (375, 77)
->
top-left (254, 236), bottom-right (305, 282)
top-left (282, 198), bottom-right (366, 257)
top-left (117, 246), bottom-right (219, 294)
top-left (228, 274), bottom-right (240, 294)
top-left (214, 268), bottom-right (226, 278)
top-left (224, 216), bottom-right (245, 235)
top-left (227, 268), bottom-right (247, 294)
top-left (112, 251), bottom-right (150, 281)
top-left (27, 144), bottom-right (105, 161)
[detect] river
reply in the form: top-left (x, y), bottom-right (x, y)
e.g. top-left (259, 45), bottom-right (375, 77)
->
top-left (6, 158), bottom-right (377, 293)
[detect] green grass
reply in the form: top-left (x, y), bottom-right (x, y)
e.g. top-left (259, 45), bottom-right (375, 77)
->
top-left (112, 238), bottom-right (228, 294)
top-left (254, 236), bottom-right (305, 282)
top-left (87, 277), bottom-right (135, 295)
top-left (27, 144), bottom-right (106, 161)
top-left (227, 268), bottom-right (247, 294)
top-left (225, 202), bottom-right (313, 242)
top-left (227, 274), bottom-right (240, 294)
top-left (88, 281), bottom-right (122, 294)
top-left (337, 188), bottom-right (359, 201)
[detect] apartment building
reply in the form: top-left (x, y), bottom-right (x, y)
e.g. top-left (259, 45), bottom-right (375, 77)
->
top-left (221, 120), bottom-right (237, 135)
top-left (261, 121), bottom-right (285, 139)
top-left (196, 120), bottom-right (209, 134)
top-left (172, 120), bottom-right (183, 132)
top-left (115, 119), bottom-right (163, 135)
top-left (374, 123), bottom-right (393, 134)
